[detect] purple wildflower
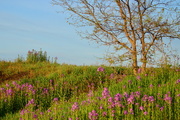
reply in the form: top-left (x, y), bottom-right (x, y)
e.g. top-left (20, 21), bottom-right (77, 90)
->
top-left (71, 102), bottom-right (79, 111)
top-left (142, 95), bottom-right (149, 102)
top-left (127, 95), bottom-right (135, 104)
top-left (138, 68), bottom-right (142, 74)
top-left (135, 91), bottom-right (141, 98)
top-left (97, 67), bottom-right (105, 72)
top-left (89, 110), bottom-right (98, 120)
top-left (124, 92), bottom-right (129, 98)
top-left (149, 84), bottom-right (153, 88)
top-left (124, 110), bottom-right (128, 115)
top-left (144, 111), bottom-right (148, 115)
top-left (139, 106), bottom-right (144, 110)
top-left (160, 106), bottom-right (164, 111)
top-left (110, 73), bottom-right (115, 79)
top-left (102, 112), bottom-right (107, 117)
top-left (6, 89), bottom-right (13, 96)
top-left (26, 99), bottom-right (35, 107)
top-left (136, 76), bottom-right (141, 80)
top-left (129, 108), bottom-right (134, 114)
top-left (53, 98), bottom-right (59, 101)
top-left (114, 93), bottom-right (122, 101)
top-left (176, 79), bottom-right (180, 84)
top-left (33, 114), bottom-right (38, 118)
top-left (99, 106), bottom-right (103, 109)
top-left (148, 96), bottom-right (155, 102)
top-left (102, 88), bottom-right (110, 99)
top-left (164, 94), bottom-right (172, 104)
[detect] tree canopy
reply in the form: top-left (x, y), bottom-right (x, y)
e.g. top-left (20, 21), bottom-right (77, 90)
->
top-left (52, 0), bottom-right (180, 74)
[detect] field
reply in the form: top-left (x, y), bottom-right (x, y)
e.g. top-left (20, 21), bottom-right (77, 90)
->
top-left (0, 61), bottom-right (180, 120)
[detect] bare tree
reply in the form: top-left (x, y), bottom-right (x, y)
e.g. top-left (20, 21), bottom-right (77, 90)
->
top-left (52, 0), bottom-right (180, 74)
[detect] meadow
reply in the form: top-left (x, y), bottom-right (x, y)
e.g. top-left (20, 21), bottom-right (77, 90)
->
top-left (0, 51), bottom-right (180, 120)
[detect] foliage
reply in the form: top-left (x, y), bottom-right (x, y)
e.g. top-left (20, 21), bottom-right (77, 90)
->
top-left (52, 0), bottom-right (180, 74)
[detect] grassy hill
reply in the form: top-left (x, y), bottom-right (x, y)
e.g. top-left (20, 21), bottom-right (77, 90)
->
top-left (0, 61), bottom-right (180, 120)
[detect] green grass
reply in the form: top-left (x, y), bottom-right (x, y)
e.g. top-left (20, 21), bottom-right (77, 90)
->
top-left (0, 61), bottom-right (179, 120)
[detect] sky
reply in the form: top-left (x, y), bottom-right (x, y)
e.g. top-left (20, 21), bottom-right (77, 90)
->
top-left (0, 0), bottom-right (179, 66)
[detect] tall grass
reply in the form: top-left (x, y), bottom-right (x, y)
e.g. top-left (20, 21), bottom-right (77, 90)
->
top-left (0, 61), bottom-right (179, 120)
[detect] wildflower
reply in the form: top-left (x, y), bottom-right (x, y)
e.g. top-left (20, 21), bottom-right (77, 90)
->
top-left (6, 89), bottom-right (13, 96)
top-left (47, 109), bottom-right (51, 112)
top-left (144, 111), bottom-right (148, 115)
top-left (135, 91), bottom-right (141, 97)
top-left (110, 73), bottom-right (114, 79)
top-left (139, 106), bottom-right (144, 111)
top-left (164, 94), bottom-right (172, 104)
top-left (89, 110), bottom-right (98, 120)
top-left (102, 112), bottom-right (107, 117)
top-left (114, 93), bottom-right (122, 101)
top-left (20, 109), bottom-right (27, 115)
top-left (40, 112), bottom-right (44, 115)
top-left (6, 84), bottom-right (10, 87)
top-left (127, 95), bottom-right (135, 104)
top-left (69, 118), bottom-right (72, 120)
top-left (128, 80), bottom-right (132, 84)
top-left (142, 95), bottom-right (149, 102)
top-left (124, 92), bottom-right (129, 98)
top-left (176, 79), bottom-right (180, 84)
top-left (138, 68), bottom-right (142, 73)
top-left (108, 97), bottom-right (114, 103)
top-left (97, 67), bottom-right (105, 72)
top-left (145, 74), bottom-right (148, 76)
top-left (53, 98), bottom-right (59, 101)
top-left (136, 76), bottom-right (141, 80)
top-left (99, 106), bottom-right (103, 109)
top-left (71, 102), bottom-right (79, 111)
top-left (160, 106), bottom-right (164, 111)
top-left (135, 103), bottom-right (139, 105)
top-left (87, 91), bottom-right (93, 97)
top-left (124, 110), bottom-right (128, 115)
top-left (148, 96), bottom-right (155, 102)
top-left (33, 114), bottom-right (38, 118)
top-left (102, 88), bottom-right (110, 99)
top-left (149, 84), bottom-right (153, 88)
top-left (43, 88), bottom-right (49, 94)
top-left (26, 99), bottom-right (35, 107)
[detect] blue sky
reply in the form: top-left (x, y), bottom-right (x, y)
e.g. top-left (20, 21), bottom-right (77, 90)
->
top-left (0, 0), bottom-right (179, 65)
top-left (0, 0), bottom-right (109, 65)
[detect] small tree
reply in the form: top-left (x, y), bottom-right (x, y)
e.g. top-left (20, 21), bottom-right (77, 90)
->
top-left (52, 0), bottom-right (180, 74)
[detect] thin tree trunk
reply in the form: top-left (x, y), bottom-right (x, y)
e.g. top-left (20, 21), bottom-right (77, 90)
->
top-left (132, 45), bottom-right (138, 75)
top-left (141, 55), bottom-right (147, 73)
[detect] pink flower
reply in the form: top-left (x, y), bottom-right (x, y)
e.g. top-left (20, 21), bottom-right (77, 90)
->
top-left (160, 106), bottom-right (164, 111)
top-left (144, 111), bottom-right (148, 115)
top-left (138, 68), bottom-right (142, 73)
top-left (97, 67), bottom-right (105, 72)
top-left (102, 88), bottom-right (110, 99)
top-left (89, 110), bottom-right (98, 120)
top-left (176, 79), bottom-right (180, 84)
top-left (139, 106), bottom-right (144, 110)
top-left (102, 112), bottom-right (107, 116)
top-left (136, 76), bottom-right (141, 80)
top-left (124, 110), bottom-right (128, 115)
top-left (53, 98), bottom-right (59, 101)
top-left (71, 102), bottom-right (79, 111)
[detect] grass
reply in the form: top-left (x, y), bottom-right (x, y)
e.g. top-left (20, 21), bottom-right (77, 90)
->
top-left (0, 60), bottom-right (180, 120)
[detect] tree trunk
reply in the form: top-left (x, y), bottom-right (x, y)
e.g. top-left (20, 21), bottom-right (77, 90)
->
top-left (141, 51), bottom-right (147, 73)
top-left (132, 46), bottom-right (138, 75)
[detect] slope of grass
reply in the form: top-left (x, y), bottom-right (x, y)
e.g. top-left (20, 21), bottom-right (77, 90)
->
top-left (0, 61), bottom-right (179, 120)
